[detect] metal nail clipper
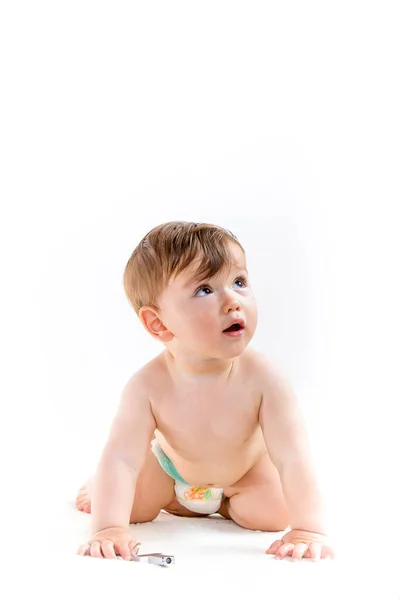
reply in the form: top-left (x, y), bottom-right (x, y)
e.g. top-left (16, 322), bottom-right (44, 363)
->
top-left (132, 552), bottom-right (175, 566)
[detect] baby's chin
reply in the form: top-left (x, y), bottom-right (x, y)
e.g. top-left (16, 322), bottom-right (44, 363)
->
top-left (197, 343), bottom-right (249, 360)
top-left (177, 331), bottom-right (253, 359)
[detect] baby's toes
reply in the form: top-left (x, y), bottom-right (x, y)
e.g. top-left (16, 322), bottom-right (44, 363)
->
top-left (77, 499), bottom-right (91, 513)
top-left (76, 491), bottom-right (90, 511)
top-left (75, 479), bottom-right (93, 511)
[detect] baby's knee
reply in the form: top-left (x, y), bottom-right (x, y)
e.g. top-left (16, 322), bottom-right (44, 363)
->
top-left (228, 496), bottom-right (289, 532)
top-left (129, 508), bottom-right (160, 524)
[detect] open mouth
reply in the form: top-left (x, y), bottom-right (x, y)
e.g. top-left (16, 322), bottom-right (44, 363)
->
top-left (223, 323), bottom-right (244, 333)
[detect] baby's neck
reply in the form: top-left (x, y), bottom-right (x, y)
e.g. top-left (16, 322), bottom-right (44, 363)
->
top-left (163, 349), bottom-right (236, 382)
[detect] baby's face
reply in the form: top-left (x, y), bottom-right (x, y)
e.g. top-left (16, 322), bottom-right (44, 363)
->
top-left (158, 243), bottom-right (258, 359)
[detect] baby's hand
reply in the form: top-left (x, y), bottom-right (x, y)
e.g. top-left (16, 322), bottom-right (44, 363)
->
top-left (266, 528), bottom-right (335, 561)
top-left (77, 526), bottom-right (141, 560)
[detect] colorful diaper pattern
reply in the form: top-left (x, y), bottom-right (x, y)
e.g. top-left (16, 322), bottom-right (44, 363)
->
top-left (183, 486), bottom-right (214, 501)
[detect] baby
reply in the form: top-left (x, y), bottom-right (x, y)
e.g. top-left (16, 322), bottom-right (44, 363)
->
top-left (76, 221), bottom-right (334, 562)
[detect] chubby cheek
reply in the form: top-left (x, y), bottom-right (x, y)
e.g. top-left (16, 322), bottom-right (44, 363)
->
top-left (246, 302), bottom-right (258, 335)
top-left (190, 313), bottom-right (216, 340)
top-left (184, 309), bottom-right (219, 343)
top-left (170, 304), bottom-right (207, 339)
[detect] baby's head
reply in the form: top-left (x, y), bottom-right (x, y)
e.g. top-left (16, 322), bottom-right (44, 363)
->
top-left (123, 221), bottom-right (258, 359)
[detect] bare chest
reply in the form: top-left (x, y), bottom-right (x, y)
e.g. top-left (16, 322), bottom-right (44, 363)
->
top-left (151, 386), bottom-right (261, 452)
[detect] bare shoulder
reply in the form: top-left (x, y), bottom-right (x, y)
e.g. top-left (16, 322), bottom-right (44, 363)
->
top-left (242, 347), bottom-right (280, 380)
top-left (122, 351), bottom-right (168, 397)
top-left (243, 348), bottom-right (293, 395)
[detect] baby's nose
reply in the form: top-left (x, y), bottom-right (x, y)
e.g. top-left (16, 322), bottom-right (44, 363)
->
top-left (223, 291), bottom-right (241, 312)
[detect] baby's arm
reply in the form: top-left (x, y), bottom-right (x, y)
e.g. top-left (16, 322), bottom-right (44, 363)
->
top-left (258, 358), bottom-right (328, 535)
top-left (90, 373), bottom-right (156, 534)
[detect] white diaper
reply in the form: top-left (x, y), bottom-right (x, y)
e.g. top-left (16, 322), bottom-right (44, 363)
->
top-left (174, 481), bottom-right (224, 515)
top-left (151, 438), bottom-right (224, 515)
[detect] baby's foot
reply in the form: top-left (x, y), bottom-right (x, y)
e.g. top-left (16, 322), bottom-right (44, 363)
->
top-left (76, 477), bottom-right (93, 513)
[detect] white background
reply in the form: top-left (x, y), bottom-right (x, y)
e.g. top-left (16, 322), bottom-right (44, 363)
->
top-left (1, 1), bottom-right (399, 595)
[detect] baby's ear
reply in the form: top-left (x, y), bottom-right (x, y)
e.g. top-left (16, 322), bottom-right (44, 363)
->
top-left (138, 307), bottom-right (174, 343)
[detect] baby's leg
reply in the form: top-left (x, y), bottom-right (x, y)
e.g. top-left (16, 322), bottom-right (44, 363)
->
top-left (76, 442), bottom-right (176, 524)
top-left (222, 451), bottom-right (290, 531)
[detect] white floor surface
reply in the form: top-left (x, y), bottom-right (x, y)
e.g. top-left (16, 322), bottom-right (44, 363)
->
top-left (6, 467), bottom-right (398, 600)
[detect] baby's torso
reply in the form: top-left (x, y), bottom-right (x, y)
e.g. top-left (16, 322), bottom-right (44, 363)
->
top-left (145, 349), bottom-right (268, 488)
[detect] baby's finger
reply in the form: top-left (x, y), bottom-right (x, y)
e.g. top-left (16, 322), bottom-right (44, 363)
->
top-left (308, 542), bottom-right (322, 561)
top-left (90, 541), bottom-right (103, 558)
top-left (291, 542), bottom-right (308, 561)
top-left (114, 542), bottom-right (132, 561)
top-left (266, 540), bottom-right (284, 554)
top-left (77, 543), bottom-right (90, 556)
top-left (101, 540), bottom-right (118, 559)
top-left (275, 543), bottom-right (294, 559)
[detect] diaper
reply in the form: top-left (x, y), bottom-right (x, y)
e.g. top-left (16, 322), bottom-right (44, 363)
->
top-left (151, 439), bottom-right (224, 515)
top-left (174, 481), bottom-right (224, 515)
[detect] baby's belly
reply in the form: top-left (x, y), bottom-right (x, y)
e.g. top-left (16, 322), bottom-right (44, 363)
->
top-left (155, 428), bottom-right (267, 488)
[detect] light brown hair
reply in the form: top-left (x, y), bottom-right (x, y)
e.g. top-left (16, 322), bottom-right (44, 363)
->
top-left (123, 221), bottom-right (245, 315)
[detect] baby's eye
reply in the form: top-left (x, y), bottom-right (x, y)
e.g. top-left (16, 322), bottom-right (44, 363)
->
top-left (195, 285), bottom-right (213, 297)
top-left (234, 277), bottom-right (248, 288)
